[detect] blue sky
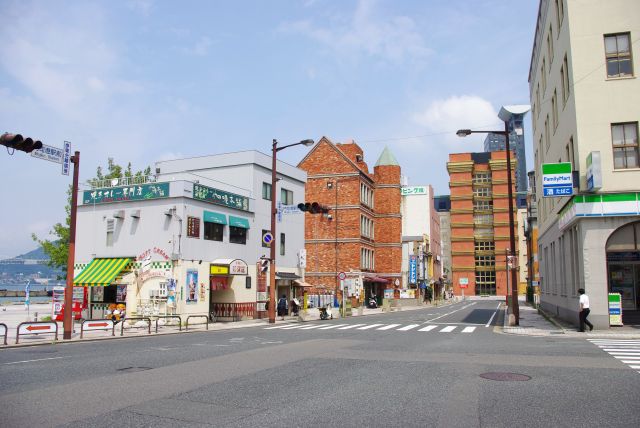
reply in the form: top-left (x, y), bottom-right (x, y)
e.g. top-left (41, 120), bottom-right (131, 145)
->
top-left (0, 0), bottom-right (539, 258)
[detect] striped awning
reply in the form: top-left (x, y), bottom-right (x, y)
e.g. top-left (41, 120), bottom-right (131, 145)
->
top-left (73, 258), bottom-right (131, 286)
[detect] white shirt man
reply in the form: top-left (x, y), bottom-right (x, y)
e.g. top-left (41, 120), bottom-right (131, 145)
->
top-left (579, 293), bottom-right (590, 310)
top-left (578, 288), bottom-right (593, 332)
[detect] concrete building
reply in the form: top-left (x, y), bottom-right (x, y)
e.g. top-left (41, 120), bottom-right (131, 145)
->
top-left (529, 0), bottom-right (640, 326)
top-left (447, 151), bottom-right (517, 297)
top-left (401, 185), bottom-right (442, 297)
top-left (74, 151), bottom-right (306, 320)
top-left (297, 138), bottom-right (403, 306)
top-left (483, 105), bottom-right (531, 208)
top-left (434, 195), bottom-right (453, 292)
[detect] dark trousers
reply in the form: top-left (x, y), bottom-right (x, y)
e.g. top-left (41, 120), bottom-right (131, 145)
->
top-left (579, 308), bottom-right (593, 332)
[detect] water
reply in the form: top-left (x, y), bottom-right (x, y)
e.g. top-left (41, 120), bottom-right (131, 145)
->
top-left (0, 283), bottom-right (58, 305)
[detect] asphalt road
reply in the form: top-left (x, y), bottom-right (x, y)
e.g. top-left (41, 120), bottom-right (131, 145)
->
top-left (0, 300), bottom-right (638, 427)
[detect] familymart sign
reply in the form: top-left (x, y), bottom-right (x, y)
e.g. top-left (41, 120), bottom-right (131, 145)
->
top-left (542, 163), bottom-right (573, 197)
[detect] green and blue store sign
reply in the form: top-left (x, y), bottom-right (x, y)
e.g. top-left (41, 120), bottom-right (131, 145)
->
top-left (559, 192), bottom-right (640, 230)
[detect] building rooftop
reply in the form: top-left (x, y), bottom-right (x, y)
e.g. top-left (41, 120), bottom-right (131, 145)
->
top-left (374, 146), bottom-right (399, 167)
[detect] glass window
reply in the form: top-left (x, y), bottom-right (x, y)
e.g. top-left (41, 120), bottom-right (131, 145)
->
top-left (552, 90), bottom-right (558, 130)
top-left (561, 55), bottom-right (570, 103)
top-left (547, 27), bottom-right (553, 64)
top-left (605, 33), bottom-right (633, 78)
top-left (280, 233), bottom-right (285, 256)
top-left (229, 226), bottom-right (247, 244)
top-left (473, 187), bottom-right (491, 197)
top-left (541, 59), bottom-right (547, 93)
top-left (204, 222), bottom-right (223, 241)
top-left (612, 122), bottom-right (639, 169)
top-left (555, 0), bottom-right (564, 30)
top-left (262, 182), bottom-right (272, 200)
top-left (280, 188), bottom-right (293, 205)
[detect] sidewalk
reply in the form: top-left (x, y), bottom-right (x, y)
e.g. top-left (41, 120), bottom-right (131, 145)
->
top-left (502, 302), bottom-right (640, 339)
top-left (0, 300), bottom-right (458, 348)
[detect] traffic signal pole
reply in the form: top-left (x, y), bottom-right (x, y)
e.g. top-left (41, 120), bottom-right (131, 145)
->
top-left (63, 151), bottom-right (80, 340)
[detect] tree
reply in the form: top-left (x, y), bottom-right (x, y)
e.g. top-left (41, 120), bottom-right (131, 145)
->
top-left (32, 158), bottom-right (151, 278)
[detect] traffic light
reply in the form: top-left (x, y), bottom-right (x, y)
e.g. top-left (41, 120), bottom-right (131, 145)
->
top-left (297, 202), bottom-right (330, 214)
top-left (0, 133), bottom-right (43, 153)
top-left (259, 257), bottom-right (270, 274)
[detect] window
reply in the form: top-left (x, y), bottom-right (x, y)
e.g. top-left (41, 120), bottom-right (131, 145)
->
top-left (555, 0), bottom-right (564, 30)
top-left (472, 172), bottom-right (491, 183)
top-left (106, 219), bottom-right (114, 247)
top-left (361, 248), bottom-right (374, 270)
top-left (551, 90), bottom-right (558, 130)
top-left (545, 115), bottom-right (550, 151)
top-left (612, 122), bottom-right (639, 169)
top-left (536, 85), bottom-right (541, 117)
top-left (605, 33), bottom-right (633, 78)
top-left (566, 137), bottom-right (575, 168)
top-left (541, 59), bottom-right (547, 93)
top-left (473, 200), bottom-right (493, 211)
top-left (547, 27), bottom-right (554, 64)
top-left (475, 271), bottom-right (496, 295)
top-left (361, 215), bottom-right (373, 238)
top-left (473, 187), bottom-right (491, 197)
top-left (229, 226), bottom-right (247, 244)
top-left (475, 256), bottom-right (495, 268)
top-left (561, 55), bottom-right (570, 103)
top-left (473, 214), bottom-right (493, 226)
top-left (204, 222), bottom-right (224, 241)
top-left (474, 241), bottom-right (495, 252)
top-left (262, 229), bottom-right (270, 248)
top-left (360, 183), bottom-right (374, 207)
top-left (262, 182), bottom-right (272, 200)
top-left (280, 188), bottom-right (293, 205)
top-left (280, 233), bottom-right (285, 256)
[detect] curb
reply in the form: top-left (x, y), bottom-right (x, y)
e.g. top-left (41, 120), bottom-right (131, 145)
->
top-left (536, 306), bottom-right (567, 331)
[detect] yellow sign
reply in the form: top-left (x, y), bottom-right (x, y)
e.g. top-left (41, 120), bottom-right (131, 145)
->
top-left (210, 265), bottom-right (229, 275)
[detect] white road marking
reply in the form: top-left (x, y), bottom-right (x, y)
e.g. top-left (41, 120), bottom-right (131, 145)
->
top-left (3, 356), bottom-right (66, 365)
top-left (440, 326), bottom-right (456, 333)
top-left (462, 326), bottom-right (476, 333)
top-left (615, 356), bottom-right (640, 360)
top-left (337, 324), bottom-right (366, 330)
top-left (428, 303), bottom-right (477, 322)
top-left (630, 365), bottom-right (640, 369)
top-left (418, 325), bottom-right (438, 332)
top-left (397, 324), bottom-right (420, 331)
top-left (376, 324), bottom-right (401, 330)
top-left (279, 324), bottom-right (307, 330)
top-left (485, 303), bottom-right (501, 327)
top-left (318, 324), bottom-right (347, 330)
top-left (357, 324), bottom-right (384, 330)
top-left (298, 325), bottom-right (324, 330)
top-left (264, 324), bottom-right (295, 330)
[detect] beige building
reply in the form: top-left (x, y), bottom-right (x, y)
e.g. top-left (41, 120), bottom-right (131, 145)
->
top-left (530, 0), bottom-right (640, 327)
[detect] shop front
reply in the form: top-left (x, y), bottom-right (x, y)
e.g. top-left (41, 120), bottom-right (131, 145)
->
top-left (209, 258), bottom-right (253, 320)
top-left (363, 274), bottom-right (389, 306)
top-left (607, 221), bottom-right (640, 325)
top-left (73, 257), bottom-right (133, 319)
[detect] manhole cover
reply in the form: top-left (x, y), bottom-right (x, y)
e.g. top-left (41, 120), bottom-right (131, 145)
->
top-left (479, 372), bottom-right (531, 382)
top-left (117, 367), bottom-right (152, 373)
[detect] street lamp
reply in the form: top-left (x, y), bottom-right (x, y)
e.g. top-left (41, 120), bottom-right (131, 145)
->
top-left (456, 122), bottom-right (519, 325)
top-left (269, 138), bottom-right (314, 323)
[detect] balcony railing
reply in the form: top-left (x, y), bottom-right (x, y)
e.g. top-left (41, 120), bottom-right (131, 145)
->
top-left (89, 175), bottom-right (157, 190)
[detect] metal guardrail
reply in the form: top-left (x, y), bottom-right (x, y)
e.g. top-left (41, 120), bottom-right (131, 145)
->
top-left (153, 315), bottom-right (182, 333)
top-left (0, 323), bottom-right (7, 345)
top-left (120, 317), bottom-right (151, 336)
top-left (80, 319), bottom-right (115, 338)
top-left (16, 321), bottom-right (58, 344)
top-left (185, 315), bottom-right (209, 331)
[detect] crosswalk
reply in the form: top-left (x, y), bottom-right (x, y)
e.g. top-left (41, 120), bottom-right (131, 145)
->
top-left (264, 322), bottom-right (478, 334)
top-left (587, 339), bottom-right (640, 374)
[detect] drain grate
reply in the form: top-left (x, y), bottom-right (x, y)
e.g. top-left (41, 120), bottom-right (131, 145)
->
top-left (117, 367), bottom-right (152, 373)
top-left (479, 372), bottom-right (531, 382)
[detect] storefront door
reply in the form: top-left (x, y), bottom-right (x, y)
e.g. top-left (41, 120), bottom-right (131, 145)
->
top-left (608, 263), bottom-right (638, 310)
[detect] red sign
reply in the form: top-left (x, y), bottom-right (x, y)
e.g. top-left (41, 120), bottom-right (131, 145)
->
top-left (26, 325), bottom-right (52, 332)
top-left (459, 284), bottom-right (468, 289)
top-left (88, 322), bottom-right (109, 328)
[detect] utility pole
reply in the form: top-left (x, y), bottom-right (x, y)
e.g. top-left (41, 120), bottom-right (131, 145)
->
top-left (63, 151), bottom-right (80, 340)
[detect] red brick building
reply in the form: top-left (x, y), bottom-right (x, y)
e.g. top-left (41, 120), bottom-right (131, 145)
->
top-left (446, 151), bottom-right (517, 297)
top-left (297, 137), bottom-right (402, 303)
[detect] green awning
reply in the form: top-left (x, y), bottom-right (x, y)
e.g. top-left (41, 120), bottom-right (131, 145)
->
top-left (73, 258), bottom-right (131, 287)
top-left (204, 210), bottom-right (227, 224)
top-left (228, 215), bottom-right (250, 229)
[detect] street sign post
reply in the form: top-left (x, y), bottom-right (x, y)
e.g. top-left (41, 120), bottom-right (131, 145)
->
top-left (542, 162), bottom-right (573, 197)
top-left (30, 141), bottom-right (72, 176)
top-left (262, 232), bottom-right (273, 246)
top-left (459, 277), bottom-right (468, 300)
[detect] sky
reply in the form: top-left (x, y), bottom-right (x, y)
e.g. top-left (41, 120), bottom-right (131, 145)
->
top-left (0, 0), bottom-right (539, 258)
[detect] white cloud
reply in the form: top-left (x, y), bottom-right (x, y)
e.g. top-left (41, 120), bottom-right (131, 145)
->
top-left (412, 95), bottom-right (500, 147)
top-left (183, 36), bottom-right (213, 57)
top-left (279, 0), bottom-right (431, 64)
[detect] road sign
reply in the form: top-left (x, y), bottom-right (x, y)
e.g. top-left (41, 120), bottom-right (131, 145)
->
top-left (337, 272), bottom-right (346, 280)
top-left (459, 277), bottom-right (469, 289)
top-left (62, 141), bottom-right (71, 175)
top-left (409, 256), bottom-right (417, 284)
top-left (262, 232), bottom-right (273, 245)
top-left (608, 293), bottom-right (623, 326)
top-left (31, 144), bottom-right (65, 163)
top-left (542, 162), bottom-right (573, 197)
top-left (18, 322), bottom-right (57, 335)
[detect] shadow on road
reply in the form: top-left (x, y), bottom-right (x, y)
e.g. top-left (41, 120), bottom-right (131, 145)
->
top-left (461, 309), bottom-right (497, 324)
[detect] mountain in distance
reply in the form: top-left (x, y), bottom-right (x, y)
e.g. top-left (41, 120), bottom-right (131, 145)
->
top-left (15, 246), bottom-right (48, 260)
top-left (0, 246), bottom-right (64, 282)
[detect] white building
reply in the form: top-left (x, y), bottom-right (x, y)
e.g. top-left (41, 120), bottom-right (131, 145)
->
top-left (530, 0), bottom-right (640, 327)
top-left (400, 184), bottom-right (442, 297)
top-left (74, 151), bottom-right (306, 320)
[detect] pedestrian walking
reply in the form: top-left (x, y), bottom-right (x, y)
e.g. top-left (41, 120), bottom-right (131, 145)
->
top-left (277, 294), bottom-right (288, 320)
top-left (578, 288), bottom-right (593, 332)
